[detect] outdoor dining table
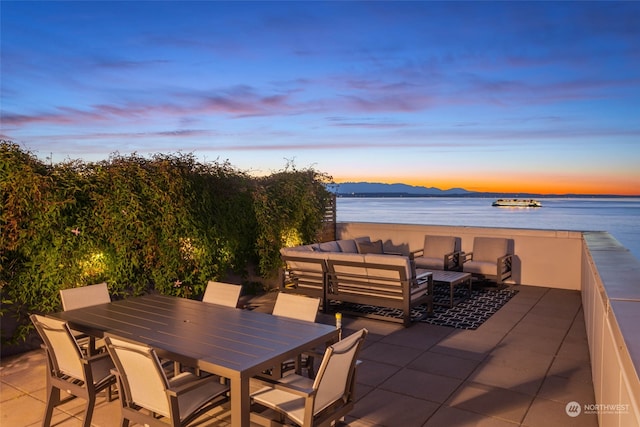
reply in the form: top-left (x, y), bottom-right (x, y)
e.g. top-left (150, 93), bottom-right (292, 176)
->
top-left (48, 293), bottom-right (339, 427)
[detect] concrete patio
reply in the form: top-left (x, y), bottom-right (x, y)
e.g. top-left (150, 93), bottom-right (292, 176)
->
top-left (1, 284), bottom-right (598, 426)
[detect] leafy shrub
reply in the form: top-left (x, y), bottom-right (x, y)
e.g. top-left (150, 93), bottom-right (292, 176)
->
top-left (0, 141), bottom-right (332, 346)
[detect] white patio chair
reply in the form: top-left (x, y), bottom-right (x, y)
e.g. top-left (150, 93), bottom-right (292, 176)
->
top-left (462, 236), bottom-right (513, 285)
top-left (272, 293), bottom-right (321, 378)
top-left (60, 282), bottom-right (111, 354)
top-left (412, 235), bottom-right (462, 271)
top-left (30, 314), bottom-right (116, 427)
top-left (202, 280), bottom-right (242, 308)
top-left (251, 328), bottom-right (368, 427)
top-left (105, 335), bottom-right (230, 427)
top-left (59, 282), bottom-right (110, 311)
top-left (273, 292), bottom-right (320, 323)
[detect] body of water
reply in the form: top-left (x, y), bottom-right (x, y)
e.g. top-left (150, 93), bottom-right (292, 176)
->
top-left (336, 197), bottom-right (640, 261)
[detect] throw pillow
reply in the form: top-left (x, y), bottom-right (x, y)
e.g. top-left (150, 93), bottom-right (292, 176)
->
top-left (357, 239), bottom-right (384, 254)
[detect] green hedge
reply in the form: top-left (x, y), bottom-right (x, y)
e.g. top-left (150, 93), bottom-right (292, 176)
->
top-left (0, 140), bottom-right (332, 345)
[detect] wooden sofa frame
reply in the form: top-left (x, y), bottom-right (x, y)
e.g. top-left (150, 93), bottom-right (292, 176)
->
top-left (281, 254), bottom-right (328, 308)
top-left (325, 258), bottom-right (433, 327)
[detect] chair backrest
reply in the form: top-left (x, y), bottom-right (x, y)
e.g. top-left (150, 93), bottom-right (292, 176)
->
top-left (312, 328), bottom-right (368, 415)
top-left (473, 237), bottom-right (508, 262)
top-left (202, 281), bottom-right (242, 308)
top-left (272, 293), bottom-right (320, 322)
top-left (105, 335), bottom-right (172, 417)
top-left (60, 282), bottom-right (110, 311)
top-left (30, 314), bottom-right (85, 380)
top-left (423, 235), bottom-right (459, 258)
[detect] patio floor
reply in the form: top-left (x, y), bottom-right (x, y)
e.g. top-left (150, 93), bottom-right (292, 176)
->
top-left (0, 285), bottom-right (598, 426)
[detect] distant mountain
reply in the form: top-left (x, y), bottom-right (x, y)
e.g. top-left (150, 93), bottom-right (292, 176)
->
top-left (329, 182), bottom-right (473, 196)
top-left (327, 181), bottom-right (638, 198)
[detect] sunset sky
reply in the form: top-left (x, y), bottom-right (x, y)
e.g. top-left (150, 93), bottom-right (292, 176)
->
top-left (2, 1), bottom-right (639, 195)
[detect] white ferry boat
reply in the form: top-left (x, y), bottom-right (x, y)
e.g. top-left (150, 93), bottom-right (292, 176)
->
top-left (492, 198), bottom-right (542, 207)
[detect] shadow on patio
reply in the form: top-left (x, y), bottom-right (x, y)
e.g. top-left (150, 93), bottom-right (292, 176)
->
top-left (1, 285), bottom-right (598, 427)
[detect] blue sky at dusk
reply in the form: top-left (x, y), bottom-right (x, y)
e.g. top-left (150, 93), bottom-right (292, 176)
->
top-left (2, 1), bottom-right (639, 195)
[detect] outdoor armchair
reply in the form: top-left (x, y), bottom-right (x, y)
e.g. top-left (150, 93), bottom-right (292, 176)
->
top-left (251, 328), bottom-right (368, 427)
top-left (30, 314), bottom-right (116, 427)
top-left (105, 335), bottom-right (230, 427)
top-left (412, 235), bottom-right (462, 271)
top-left (462, 236), bottom-right (513, 285)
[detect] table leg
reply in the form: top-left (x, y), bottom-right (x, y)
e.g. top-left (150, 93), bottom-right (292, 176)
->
top-left (230, 376), bottom-right (250, 426)
top-left (450, 283), bottom-right (455, 308)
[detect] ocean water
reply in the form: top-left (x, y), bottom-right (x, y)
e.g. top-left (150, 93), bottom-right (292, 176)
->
top-left (336, 197), bottom-right (640, 261)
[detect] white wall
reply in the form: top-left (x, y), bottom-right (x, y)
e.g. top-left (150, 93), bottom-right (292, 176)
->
top-left (337, 222), bottom-right (583, 289)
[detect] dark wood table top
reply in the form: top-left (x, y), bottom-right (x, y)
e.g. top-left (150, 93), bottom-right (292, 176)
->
top-left (50, 293), bottom-right (339, 426)
top-left (49, 293), bottom-right (338, 379)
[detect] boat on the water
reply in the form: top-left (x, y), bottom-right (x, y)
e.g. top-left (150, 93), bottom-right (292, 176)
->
top-left (492, 198), bottom-right (542, 207)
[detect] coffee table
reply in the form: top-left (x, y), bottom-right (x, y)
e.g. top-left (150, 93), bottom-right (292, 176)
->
top-left (430, 270), bottom-right (472, 308)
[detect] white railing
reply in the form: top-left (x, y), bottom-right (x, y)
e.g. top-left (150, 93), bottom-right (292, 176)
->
top-left (582, 232), bottom-right (640, 426)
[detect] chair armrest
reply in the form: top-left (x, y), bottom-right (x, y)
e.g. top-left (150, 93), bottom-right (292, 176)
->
top-left (167, 374), bottom-right (229, 396)
top-left (415, 272), bottom-right (433, 292)
top-left (85, 350), bottom-right (113, 363)
top-left (251, 376), bottom-right (280, 388)
top-left (410, 248), bottom-right (424, 257)
top-left (497, 254), bottom-right (513, 273)
top-left (416, 271), bottom-right (432, 281)
top-left (443, 251), bottom-right (462, 270)
top-left (462, 251), bottom-right (473, 263)
top-left (273, 381), bottom-right (315, 397)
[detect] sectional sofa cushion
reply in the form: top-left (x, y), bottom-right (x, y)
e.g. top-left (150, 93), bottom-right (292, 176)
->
top-left (281, 244), bottom-right (316, 254)
top-left (356, 239), bottom-right (384, 254)
top-left (336, 236), bottom-right (370, 253)
top-left (314, 241), bottom-right (341, 252)
top-left (362, 253), bottom-right (411, 283)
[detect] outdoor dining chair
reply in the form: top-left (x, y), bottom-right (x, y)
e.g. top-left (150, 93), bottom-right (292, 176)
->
top-left (272, 292), bottom-right (322, 378)
top-left (60, 282), bottom-right (111, 354)
top-left (250, 328), bottom-right (368, 427)
top-left (105, 335), bottom-right (230, 427)
top-left (30, 314), bottom-right (116, 427)
top-left (59, 282), bottom-right (111, 311)
top-left (202, 280), bottom-right (242, 308)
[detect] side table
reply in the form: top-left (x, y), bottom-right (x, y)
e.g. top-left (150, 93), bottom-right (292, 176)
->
top-left (429, 270), bottom-right (473, 308)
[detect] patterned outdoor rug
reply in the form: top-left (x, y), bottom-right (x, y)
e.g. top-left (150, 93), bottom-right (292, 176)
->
top-left (329, 285), bottom-right (518, 330)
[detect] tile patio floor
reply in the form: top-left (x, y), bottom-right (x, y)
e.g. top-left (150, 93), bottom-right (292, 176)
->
top-left (0, 285), bottom-right (598, 426)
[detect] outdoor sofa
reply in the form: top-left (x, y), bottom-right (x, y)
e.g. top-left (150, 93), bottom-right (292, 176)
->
top-left (280, 237), bottom-right (433, 326)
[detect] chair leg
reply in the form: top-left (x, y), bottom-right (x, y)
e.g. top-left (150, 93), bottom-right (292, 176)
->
top-left (83, 394), bottom-right (96, 427)
top-left (43, 385), bottom-right (60, 427)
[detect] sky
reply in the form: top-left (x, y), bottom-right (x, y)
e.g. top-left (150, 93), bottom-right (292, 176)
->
top-left (2, 1), bottom-right (639, 195)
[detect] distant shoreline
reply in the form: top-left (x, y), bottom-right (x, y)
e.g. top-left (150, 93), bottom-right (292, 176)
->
top-left (334, 193), bottom-right (639, 199)
top-left (329, 182), bottom-right (639, 198)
